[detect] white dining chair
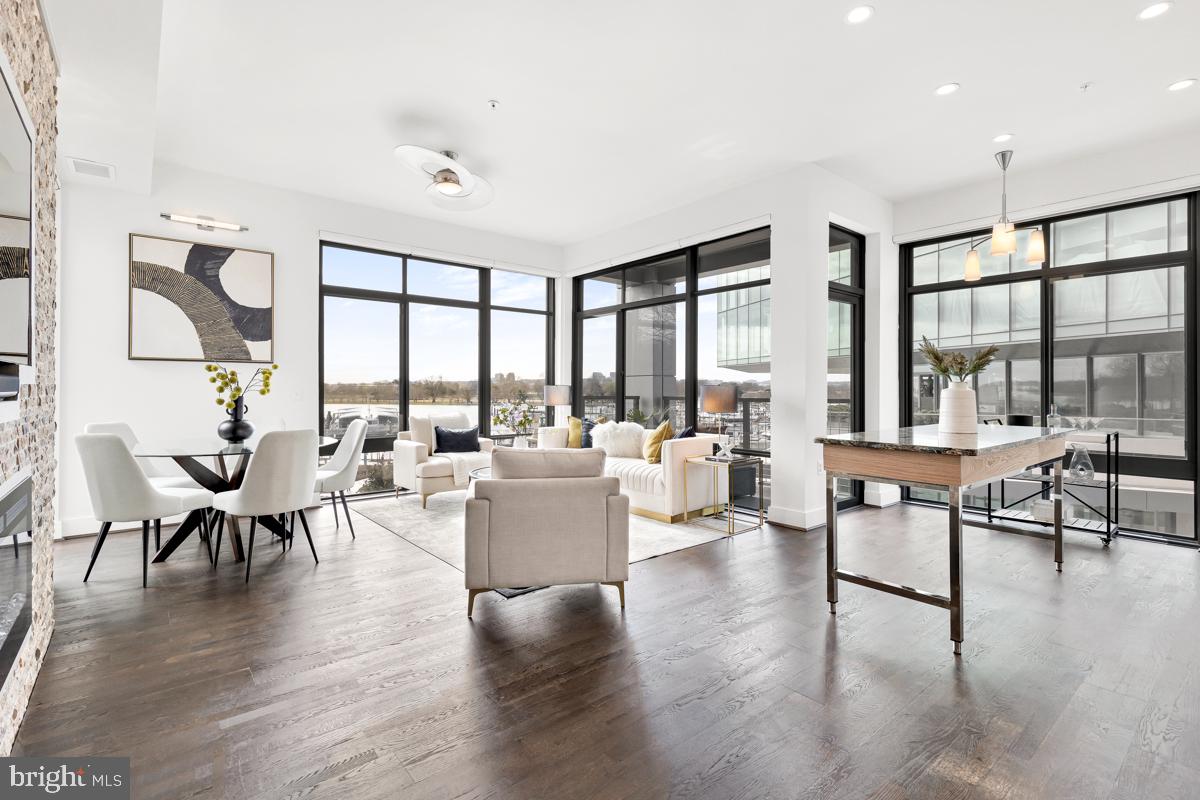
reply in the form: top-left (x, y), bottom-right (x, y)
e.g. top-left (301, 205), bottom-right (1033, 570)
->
top-left (76, 433), bottom-right (215, 587)
top-left (85, 421), bottom-right (207, 550)
top-left (84, 422), bottom-right (202, 490)
top-left (212, 429), bottom-right (319, 582)
top-left (315, 418), bottom-right (368, 538)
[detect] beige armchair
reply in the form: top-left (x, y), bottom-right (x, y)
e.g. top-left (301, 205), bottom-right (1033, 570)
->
top-left (393, 412), bottom-right (494, 507)
top-left (464, 448), bottom-right (629, 617)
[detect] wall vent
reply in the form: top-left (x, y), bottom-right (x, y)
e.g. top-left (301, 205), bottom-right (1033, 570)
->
top-left (68, 157), bottom-right (114, 180)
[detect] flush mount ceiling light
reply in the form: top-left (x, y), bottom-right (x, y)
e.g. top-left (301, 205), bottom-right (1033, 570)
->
top-left (1168, 78), bottom-right (1197, 91)
top-left (160, 213), bottom-right (247, 232)
top-left (963, 150), bottom-right (1044, 281)
top-left (1137, 1), bottom-right (1174, 20)
top-left (393, 145), bottom-right (495, 211)
top-left (845, 5), bottom-right (874, 24)
top-left (993, 133), bottom-right (1015, 143)
top-left (935, 82), bottom-right (961, 96)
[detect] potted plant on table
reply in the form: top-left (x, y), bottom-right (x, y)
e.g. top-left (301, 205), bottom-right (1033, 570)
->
top-left (491, 397), bottom-right (536, 448)
top-left (204, 362), bottom-right (280, 443)
top-left (918, 337), bottom-right (998, 435)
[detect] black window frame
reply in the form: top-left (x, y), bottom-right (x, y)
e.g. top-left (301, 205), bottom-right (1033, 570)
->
top-left (318, 240), bottom-right (555, 475)
top-left (571, 226), bottom-right (771, 458)
top-left (899, 192), bottom-right (1199, 544)
top-left (829, 223), bottom-right (866, 509)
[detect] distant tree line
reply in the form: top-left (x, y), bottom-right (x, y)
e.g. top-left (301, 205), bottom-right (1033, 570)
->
top-left (323, 374), bottom-right (544, 405)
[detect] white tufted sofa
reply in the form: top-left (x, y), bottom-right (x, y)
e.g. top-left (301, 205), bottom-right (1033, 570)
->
top-left (537, 425), bottom-right (727, 523)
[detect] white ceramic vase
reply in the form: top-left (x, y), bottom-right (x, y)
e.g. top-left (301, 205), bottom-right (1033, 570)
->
top-left (938, 382), bottom-right (978, 435)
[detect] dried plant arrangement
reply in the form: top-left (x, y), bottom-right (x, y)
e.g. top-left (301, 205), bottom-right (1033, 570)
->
top-left (919, 336), bottom-right (999, 382)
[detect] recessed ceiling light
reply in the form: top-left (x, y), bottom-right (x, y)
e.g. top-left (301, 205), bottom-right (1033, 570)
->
top-left (1137, 2), bottom-right (1173, 20)
top-left (935, 82), bottom-right (960, 96)
top-left (993, 133), bottom-right (1015, 143)
top-left (845, 6), bottom-right (874, 24)
top-left (1168, 78), bottom-right (1197, 91)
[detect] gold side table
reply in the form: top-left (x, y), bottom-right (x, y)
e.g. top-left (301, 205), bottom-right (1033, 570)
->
top-left (682, 455), bottom-right (765, 535)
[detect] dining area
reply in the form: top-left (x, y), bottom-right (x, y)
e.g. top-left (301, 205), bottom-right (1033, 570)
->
top-left (74, 419), bottom-right (368, 586)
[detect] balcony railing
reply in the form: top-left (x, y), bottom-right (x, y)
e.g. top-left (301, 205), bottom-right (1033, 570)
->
top-left (582, 394), bottom-right (771, 454)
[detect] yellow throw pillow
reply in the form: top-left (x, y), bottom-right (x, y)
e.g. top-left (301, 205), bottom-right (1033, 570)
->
top-left (642, 420), bottom-right (674, 464)
top-left (567, 416), bottom-right (583, 448)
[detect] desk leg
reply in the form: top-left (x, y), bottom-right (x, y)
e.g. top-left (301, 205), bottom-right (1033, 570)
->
top-left (949, 486), bottom-right (964, 656)
top-left (826, 475), bottom-right (838, 614)
top-left (1053, 458), bottom-right (1063, 572)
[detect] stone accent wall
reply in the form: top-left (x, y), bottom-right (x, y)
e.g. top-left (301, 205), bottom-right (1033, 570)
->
top-left (0, 0), bottom-right (57, 755)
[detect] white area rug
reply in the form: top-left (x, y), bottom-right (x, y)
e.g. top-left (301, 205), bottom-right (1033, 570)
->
top-left (353, 490), bottom-right (726, 574)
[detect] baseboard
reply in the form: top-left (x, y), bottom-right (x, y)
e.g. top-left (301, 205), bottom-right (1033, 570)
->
top-left (767, 504), bottom-right (825, 531)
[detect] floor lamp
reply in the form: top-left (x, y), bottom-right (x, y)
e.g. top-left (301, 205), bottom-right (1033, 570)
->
top-left (700, 383), bottom-right (737, 458)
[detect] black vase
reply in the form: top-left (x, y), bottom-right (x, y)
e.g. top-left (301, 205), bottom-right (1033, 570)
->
top-left (217, 395), bottom-right (255, 443)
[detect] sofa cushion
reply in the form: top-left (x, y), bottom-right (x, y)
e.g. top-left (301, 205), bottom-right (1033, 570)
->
top-left (592, 421), bottom-right (645, 458)
top-left (673, 425), bottom-right (696, 439)
top-left (493, 448), bottom-right (605, 479)
top-left (567, 416), bottom-right (583, 448)
top-left (605, 456), bottom-right (665, 496)
top-left (581, 417), bottom-right (597, 448)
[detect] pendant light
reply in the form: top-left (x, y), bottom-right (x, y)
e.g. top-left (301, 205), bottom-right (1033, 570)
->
top-left (989, 150), bottom-right (1016, 256)
top-left (1026, 228), bottom-right (1046, 264)
top-left (964, 247), bottom-right (982, 281)
top-left (965, 149), bottom-right (1044, 279)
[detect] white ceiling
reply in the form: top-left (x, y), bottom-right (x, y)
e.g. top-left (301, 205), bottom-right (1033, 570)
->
top-left (48, 0), bottom-right (1200, 245)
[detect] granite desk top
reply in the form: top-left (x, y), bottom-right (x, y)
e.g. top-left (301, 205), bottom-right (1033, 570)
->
top-left (814, 424), bottom-right (1069, 457)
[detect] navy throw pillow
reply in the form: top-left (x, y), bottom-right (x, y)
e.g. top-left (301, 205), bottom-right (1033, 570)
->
top-left (580, 417), bottom-right (597, 448)
top-left (672, 426), bottom-right (696, 439)
top-left (435, 425), bottom-right (481, 453)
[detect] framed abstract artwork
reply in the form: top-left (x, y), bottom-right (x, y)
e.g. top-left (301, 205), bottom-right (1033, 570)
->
top-left (128, 233), bottom-right (274, 362)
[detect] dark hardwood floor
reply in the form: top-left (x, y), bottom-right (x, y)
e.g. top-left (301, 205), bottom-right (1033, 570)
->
top-left (12, 500), bottom-right (1200, 799)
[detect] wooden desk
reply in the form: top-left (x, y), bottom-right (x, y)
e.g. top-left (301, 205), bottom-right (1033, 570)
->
top-left (815, 425), bottom-right (1068, 655)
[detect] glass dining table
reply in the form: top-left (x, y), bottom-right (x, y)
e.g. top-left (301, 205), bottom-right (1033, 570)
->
top-left (133, 435), bottom-right (337, 564)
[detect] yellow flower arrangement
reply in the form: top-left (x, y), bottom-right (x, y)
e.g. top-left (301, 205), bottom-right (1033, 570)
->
top-left (203, 362), bottom-right (280, 411)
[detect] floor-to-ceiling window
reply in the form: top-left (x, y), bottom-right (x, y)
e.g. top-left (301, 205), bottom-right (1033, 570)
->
top-left (574, 227), bottom-right (771, 510)
top-left (319, 242), bottom-right (553, 495)
top-left (828, 224), bottom-right (865, 509)
top-left (490, 270), bottom-right (554, 434)
top-left (901, 195), bottom-right (1197, 542)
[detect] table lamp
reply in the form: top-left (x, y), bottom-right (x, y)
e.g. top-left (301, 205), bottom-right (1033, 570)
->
top-left (700, 383), bottom-right (737, 458)
top-left (543, 384), bottom-right (572, 425)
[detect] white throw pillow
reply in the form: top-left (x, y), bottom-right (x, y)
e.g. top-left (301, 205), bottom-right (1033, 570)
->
top-left (590, 421), bottom-right (619, 453)
top-left (592, 421), bottom-right (646, 459)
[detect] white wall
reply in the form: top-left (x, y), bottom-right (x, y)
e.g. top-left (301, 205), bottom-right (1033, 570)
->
top-left (59, 160), bottom-right (562, 536)
top-left (564, 163), bottom-right (899, 529)
top-left (895, 125), bottom-right (1200, 243)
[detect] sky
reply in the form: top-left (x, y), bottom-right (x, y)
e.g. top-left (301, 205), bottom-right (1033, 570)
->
top-left (322, 245), bottom-right (771, 388)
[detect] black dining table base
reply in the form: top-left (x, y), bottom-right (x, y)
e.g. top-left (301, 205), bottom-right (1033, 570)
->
top-left (151, 452), bottom-right (262, 563)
